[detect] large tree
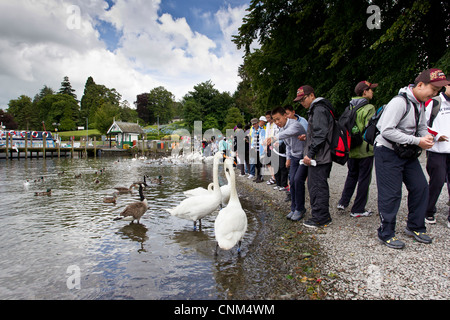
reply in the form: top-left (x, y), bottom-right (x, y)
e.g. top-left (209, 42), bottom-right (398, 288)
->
top-left (59, 76), bottom-right (77, 100)
top-left (234, 0), bottom-right (450, 115)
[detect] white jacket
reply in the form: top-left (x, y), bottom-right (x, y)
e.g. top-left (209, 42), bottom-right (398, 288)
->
top-left (426, 92), bottom-right (450, 154)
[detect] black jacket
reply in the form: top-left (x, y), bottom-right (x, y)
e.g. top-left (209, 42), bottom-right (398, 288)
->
top-left (304, 97), bottom-right (335, 164)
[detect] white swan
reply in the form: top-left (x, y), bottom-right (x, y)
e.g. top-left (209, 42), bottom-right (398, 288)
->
top-left (183, 163), bottom-right (231, 207)
top-left (214, 157), bottom-right (248, 254)
top-left (166, 151), bottom-right (223, 230)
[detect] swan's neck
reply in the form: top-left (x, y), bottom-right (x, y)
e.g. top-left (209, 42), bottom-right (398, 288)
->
top-left (213, 160), bottom-right (220, 195)
top-left (227, 164), bottom-right (238, 202)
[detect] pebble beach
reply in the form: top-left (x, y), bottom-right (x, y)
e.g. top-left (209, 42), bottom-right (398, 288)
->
top-left (234, 153), bottom-right (450, 300)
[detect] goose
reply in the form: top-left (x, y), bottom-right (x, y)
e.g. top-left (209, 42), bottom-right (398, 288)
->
top-left (35, 188), bottom-right (52, 196)
top-left (214, 158), bottom-right (247, 254)
top-left (114, 183), bottom-right (137, 194)
top-left (114, 184), bottom-right (148, 224)
top-left (166, 151), bottom-right (223, 230)
top-left (103, 192), bottom-right (118, 204)
top-left (74, 173), bottom-right (82, 179)
top-left (133, 175), bottom-right (149, 187)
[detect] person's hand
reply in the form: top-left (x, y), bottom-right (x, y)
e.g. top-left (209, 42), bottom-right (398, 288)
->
top-left (298, 134), bottom-right (306, 141)
top-left (419, 135), bottom-right (435, 150)
top-left (286, 159), bottom-right (291, 169)
top-left (438, 135), bottom-right (449, 142)
top-left (302, 155), bottom-right (311, 166)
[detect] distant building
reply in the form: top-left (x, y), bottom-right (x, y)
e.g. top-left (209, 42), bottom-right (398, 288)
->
top-left (107, 121), bottom-right (144, 149)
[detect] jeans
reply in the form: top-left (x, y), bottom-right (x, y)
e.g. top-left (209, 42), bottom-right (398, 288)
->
top-left (426, 151), bottom-right (450, 220)
top-left (289, 157), bottom-right (308, 212)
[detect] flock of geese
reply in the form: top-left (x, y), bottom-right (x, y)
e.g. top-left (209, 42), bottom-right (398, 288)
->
top-left (113, 151), bottom-right (248, 254)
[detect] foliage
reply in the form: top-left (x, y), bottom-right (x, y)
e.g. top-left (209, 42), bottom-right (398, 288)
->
top-left (223, 107), bottom-right (245, 132)
top-left (136, 86), bottom-right (176, 125)
top-left (233, 0), bottom-right (450, 115)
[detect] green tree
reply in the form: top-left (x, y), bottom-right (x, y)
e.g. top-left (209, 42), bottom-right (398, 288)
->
top-left (223, 107), bottom-right (245, 132)
top-left (94, 102), bottom-right (121, 134)
top-left (59, 76), bottom-right (77, 100)
top-left (7, 95), bottom-right (35, 130)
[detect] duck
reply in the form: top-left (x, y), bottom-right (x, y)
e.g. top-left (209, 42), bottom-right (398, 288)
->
top-left (74, 173), bottom-right (82, 179)
top-left (35, 188), bottom-right (52, 196)
top-left (103, 192), bottom-right (118, 204)
top-left (34, 176), bottom-right (44, 183)
top-left (214, 158), bottom-right (247, 254)
top-left (166, 151), bottom-right (223, 230)
top-left (114, 184), bottom-right (148, 224)
top-left (114, 183), bottom-right (137, 194)
top-left (150, 175), bottom-right (163, 184)
top-left (23, 180), bottom-right (30, 189)
top-left (57, 171), bottom-right (65, 176)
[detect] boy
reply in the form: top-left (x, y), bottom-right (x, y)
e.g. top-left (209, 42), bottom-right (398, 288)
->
top-left (266, 106), bottom-right (307, 221)
top-left (375, 68), bottom-right (449, 249)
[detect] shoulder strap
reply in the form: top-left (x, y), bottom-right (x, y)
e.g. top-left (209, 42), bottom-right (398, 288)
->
top-left (397, 92), bottom-right (420, 136)
top-left (428, 97), bottom-right (441, 127)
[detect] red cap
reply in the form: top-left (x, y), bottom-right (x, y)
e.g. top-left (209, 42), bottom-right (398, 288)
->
top-left (293, 85), bottom-right (314, 102)
top-left (415, 68), bottom-right (450, 87)
top-left (355, 81), bottom-right (378, 96)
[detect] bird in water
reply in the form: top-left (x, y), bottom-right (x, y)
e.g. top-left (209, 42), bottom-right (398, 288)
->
top-left (165, 151), bottom-right (222, 230)
top-left (114, 184), bottom-right (137, 194)
top-left (133, 175), bottom-right (149, 187)
top-left (214, 158), bottom-right (247, 255)
top-left (150, 176), bottom-right (163, 184)
top-left (35, 189), bottom-right (52, 196)
top-left (103, 192), bottom-right (118, 205)
top-left (114, 184), bottom-right (148, 224)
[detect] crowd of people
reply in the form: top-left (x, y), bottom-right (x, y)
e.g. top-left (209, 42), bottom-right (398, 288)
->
top-left (228, 68), bottom-right (450, 250)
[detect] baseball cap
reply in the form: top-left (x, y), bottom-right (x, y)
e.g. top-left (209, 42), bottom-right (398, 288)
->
top-left (259, 116), bottom-right (267, 122)
top-left (415, 68), bottom-right (450, 87)
top-left (250, 118), bottom-right (258, 124)
top-left (355, 81), bottom-right (378, 96)
top-left (293, 85), bottom-right (314, 102)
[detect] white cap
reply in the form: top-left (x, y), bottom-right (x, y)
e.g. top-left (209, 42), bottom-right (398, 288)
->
top-left (259, 116), bottom-right (267, 122)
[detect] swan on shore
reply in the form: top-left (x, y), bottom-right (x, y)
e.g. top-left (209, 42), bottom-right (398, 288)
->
top-left (214, 158), bottom-right (247, 254)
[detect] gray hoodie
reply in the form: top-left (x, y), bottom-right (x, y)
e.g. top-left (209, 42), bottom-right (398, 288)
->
top-left (375, 85), bottom-right (428, 150)
top-left (277, 118), bottom-right (307, 160)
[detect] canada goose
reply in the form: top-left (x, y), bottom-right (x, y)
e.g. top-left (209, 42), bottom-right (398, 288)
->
top-left (35, 189), bottom-right (52, 196)
top-left (214, 158), bottom-right (247, 254)
top-left (114, 184), bottom-right (137, 194)
top-left (166, 152), bottom-right (223, 230)
top-left (133, 175), bottom-right (149, 187)
top-left (114, 184), bottom-right (148, 224)
top-left (103, 192), bottom-right (118, 204)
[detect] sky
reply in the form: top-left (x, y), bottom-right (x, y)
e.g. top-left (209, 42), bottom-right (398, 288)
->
top-left (0, 0), bottom-right (253, 109)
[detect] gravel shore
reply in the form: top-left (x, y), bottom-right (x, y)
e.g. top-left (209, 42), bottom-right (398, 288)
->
top-left (235, 154), bottom-right (450, 300)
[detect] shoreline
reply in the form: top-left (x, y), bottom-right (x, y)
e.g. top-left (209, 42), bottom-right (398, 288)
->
top-left (234, 154), bottom-right (450, 300)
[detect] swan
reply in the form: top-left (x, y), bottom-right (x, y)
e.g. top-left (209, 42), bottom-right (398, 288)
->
top-left (183, 167), bottom-right (231, 207)
top-left (114, 184), bottom-right (148, 223)
top-left (214, 158), bottom-right (247, 254)
top-left (166, 151), bottom-right (223, 230)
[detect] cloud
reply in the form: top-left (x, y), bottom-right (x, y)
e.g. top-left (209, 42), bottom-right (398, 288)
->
top-left (0, 0), bottom-right (249, 109)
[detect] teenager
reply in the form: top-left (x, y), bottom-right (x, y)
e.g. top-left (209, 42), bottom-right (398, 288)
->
top-left (374, 68), bottom-right (449, 249)
top-left (297, 86), bottom-right (335, 228)
top-left (266, 106), bottom-right (307, 221)
top-left (425, 81), bottom-right (450, 228)
top-left (337, 81), bottom-right (377, 217)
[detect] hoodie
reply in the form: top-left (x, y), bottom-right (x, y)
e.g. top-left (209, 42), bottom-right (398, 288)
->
top-left (277, 117), bottom-right (306, 160)
top-left (375, 85), bottom-right (428, 150)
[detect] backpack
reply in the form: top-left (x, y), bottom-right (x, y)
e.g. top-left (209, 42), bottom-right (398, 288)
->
top-left (318, 104), bottom-right (350, 165)
top-left (363, 92), bottom-right (411, 146)
top-left (338, 101), bottom-right (369, 149)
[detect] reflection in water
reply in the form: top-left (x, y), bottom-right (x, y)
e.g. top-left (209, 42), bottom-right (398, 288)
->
top-left (0, 157), bottom-right (261, 300)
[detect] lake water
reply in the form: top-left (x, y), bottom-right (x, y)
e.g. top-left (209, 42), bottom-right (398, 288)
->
top-left (0, 156), bottom-right (260, 300)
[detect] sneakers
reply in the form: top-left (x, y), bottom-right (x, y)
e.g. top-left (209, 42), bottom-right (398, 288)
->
top-left (266, 178), bottom-right (276, 185)
top-left (350, 211), bottom-right (373, 218)
top-left (303, 218), bottom-right (332, 229)
top-left (337, 204), bottom-right (347, 211)
top-left (378, 236), bottom-right (405, 250)
top-left (425, 216), bottom-right (436, 224)
top-left (247, 174), bottom-right (255, 179)
top-left (286, 211), bottom-right (294, 220)
top-left (404, 227), bottom-right (432, 244)
top-left (290, 209), bottom-right (305, 221)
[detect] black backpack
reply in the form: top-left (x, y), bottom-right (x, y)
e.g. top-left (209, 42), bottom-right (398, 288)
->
top-left (338, 101), bottom-right (369, 149)
top-left (428, 97), bottom-right (441, 128)
top-left (363, 92), bottom-right (411, 146)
